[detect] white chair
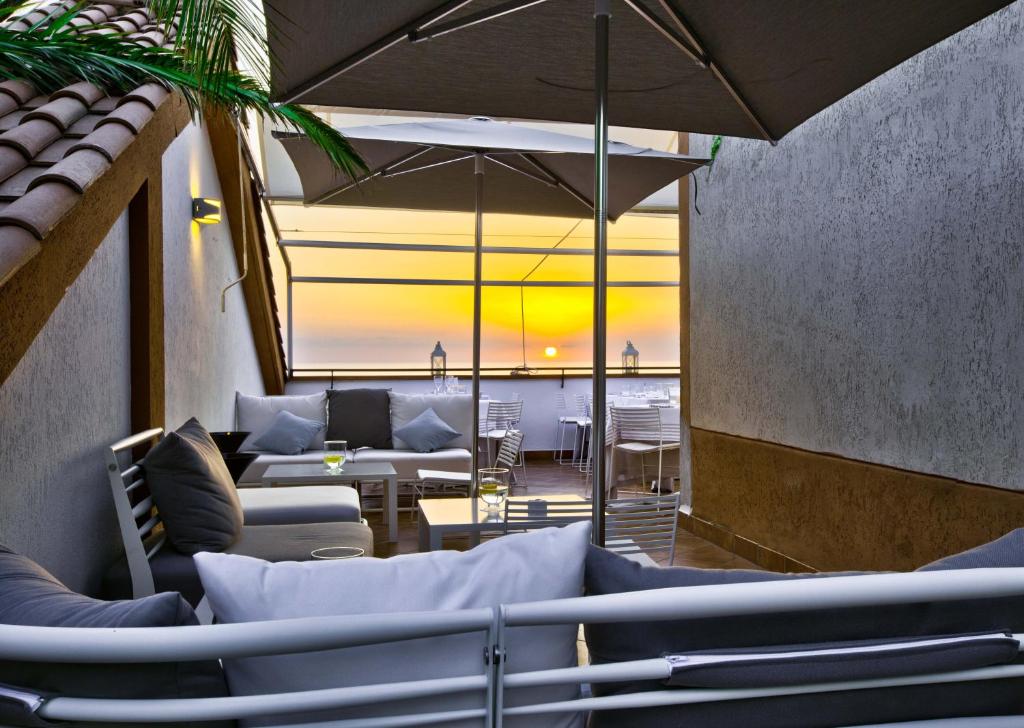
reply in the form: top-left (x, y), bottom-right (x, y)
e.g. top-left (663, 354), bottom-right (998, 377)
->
top-left (554, 393), bottom-right (589, 464)
top-left (573, 393), bottom-right (593, 472)
top-left (609, 405), bottom-right (680, 494)
top-left (605, 492), bottom-right (681, 566)
top-left (479, 400), bottom-right (525, 478)
top-left (419, 430), bottom-right (526, 497)
top-left (503, 498), bottom-right (593, 534)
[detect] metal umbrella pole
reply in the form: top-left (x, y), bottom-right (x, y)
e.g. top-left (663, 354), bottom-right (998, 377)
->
top-left (471, 152), bottom-right (484, 497)
top-left (591, 0), bottom-right (610, 546)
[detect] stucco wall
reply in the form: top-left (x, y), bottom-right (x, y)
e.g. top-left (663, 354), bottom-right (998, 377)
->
top-left (0, 215), bottom-right (131, 593)
top-left (163, 122), bottom-right (264, 430)
top-left (689, 5), bottom-right (1024, 490)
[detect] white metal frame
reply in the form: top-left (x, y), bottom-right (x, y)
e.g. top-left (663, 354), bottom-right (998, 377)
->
top-left (3, 569), bottom-right (1024, 726)
top-left (605, 492), bottom-right (681, 566)
top-left (609, 405), bottom-right (680, 494)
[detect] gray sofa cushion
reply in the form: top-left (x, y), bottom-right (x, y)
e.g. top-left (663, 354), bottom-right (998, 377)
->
top-left (104, 522), bottom-right (375, 607)
top-left (326, 388), bottom-right (392, 449)
top-left (237, 485), bottom-right (362, 526)
top-left (389, 392), bottom-right (473, 450)
top-left (237, 392), bottom-right (327, 451)
top-left (250, 410), bottom-right (325, 455)
top-left (392, 407), bottom-right (461, 452)
top-left (583, 544), bottom-right (1024, 727)
top-left (143, 418), bottom-right (244, 555)
top-left (0, 546), bottom-right (230, 728)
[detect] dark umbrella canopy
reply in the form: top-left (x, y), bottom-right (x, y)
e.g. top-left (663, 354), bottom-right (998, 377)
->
top-left (266, 0), bottom-right (1013, 141)
top-left (275, 116), bottom-right (707, 220)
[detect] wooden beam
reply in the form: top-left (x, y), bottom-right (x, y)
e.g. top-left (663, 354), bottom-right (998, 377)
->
top-left (128, 176), bottom-right (165, 434)
top-left (205, 109), bottom-right (286, 394)
top-left (0, 94), bottom-right (189, 390)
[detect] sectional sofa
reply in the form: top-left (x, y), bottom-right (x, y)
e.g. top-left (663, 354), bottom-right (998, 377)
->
top-left (234, 389), bottom-right (474, 486)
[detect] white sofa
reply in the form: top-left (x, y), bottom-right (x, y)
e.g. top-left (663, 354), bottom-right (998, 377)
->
top-left (234, 391), bottom-right (473, 486)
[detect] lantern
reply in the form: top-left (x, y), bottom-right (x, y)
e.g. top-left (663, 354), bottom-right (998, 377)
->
top-left (622, 340), bottom-right (639, 375)
top-left (430, 341), bottom-right (447, 377)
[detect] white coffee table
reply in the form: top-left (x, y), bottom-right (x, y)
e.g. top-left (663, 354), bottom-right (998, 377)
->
top-left (261, 462), bottom-right (399, 542)
top-left (417, 494), bottom-right (586, 551)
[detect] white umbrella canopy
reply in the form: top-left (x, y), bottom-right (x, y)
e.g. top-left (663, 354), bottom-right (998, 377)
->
top-left (275, 116), bottom-right (708, 220)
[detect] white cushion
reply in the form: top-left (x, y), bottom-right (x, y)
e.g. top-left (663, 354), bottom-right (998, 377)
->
top-left (389, 393), bottom-right (473, 450)
top-left (237, 485), bottom-right (361, 526)
top-left (417, 469), bottom-right (471, 483)
top-left (195, 522), bottom-right (590, 728)
top-left (236, 392), bottom-right (327, 451)
top-left (353, 447), bottom-right (471, 480)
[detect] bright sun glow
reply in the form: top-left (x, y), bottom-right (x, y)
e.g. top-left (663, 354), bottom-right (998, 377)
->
top-left (544, 346), bottom-right (558, 358)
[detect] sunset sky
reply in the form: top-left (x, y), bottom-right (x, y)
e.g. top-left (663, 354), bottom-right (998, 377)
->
top-left (260, 112), bottom-right (683, 372)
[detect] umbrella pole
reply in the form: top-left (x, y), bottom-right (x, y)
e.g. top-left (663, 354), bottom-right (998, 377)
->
top-left (592, 0), bottom-right (610, 546)
top-left (471, 152), bottom-right (484, 497)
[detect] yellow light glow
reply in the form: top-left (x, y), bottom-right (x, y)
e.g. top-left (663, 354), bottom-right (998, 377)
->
top-left (192, 197), bottom-right (222, 224)
top-left (544, 346), bottom-right (558, 358)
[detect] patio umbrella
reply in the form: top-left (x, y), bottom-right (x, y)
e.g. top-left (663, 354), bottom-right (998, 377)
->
top-left (264, 0), bottom-right (1013, 542)
top-left (274, 115), bottom-right (708, 488)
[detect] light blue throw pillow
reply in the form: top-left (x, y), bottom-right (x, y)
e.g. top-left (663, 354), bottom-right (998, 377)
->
top-left (251, 410), bottom-right (324, 455)
top-left (391, 407), bottom-right (461, 453)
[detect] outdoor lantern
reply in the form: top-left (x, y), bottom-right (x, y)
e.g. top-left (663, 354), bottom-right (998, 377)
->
top-left (622, 340), bottom-right (640, 375)
top-left (192, 197), bottom-right (222, 224)
top-left (430, 341), bottom-right (447, 377)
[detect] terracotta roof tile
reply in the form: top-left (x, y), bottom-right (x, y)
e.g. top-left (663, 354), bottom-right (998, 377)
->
top-left (0, 95), bottom-right (20, 119)
top-left (0, 181), bottom-right (80, 238)
top-left (0, 166), bottom-right (50, 201)
top-left (66, 123), bottom-right (135, 162)
top-left (22, 95), bottom-right (48, 110)
top-left (75, 7), bottom-right (110, 24)
top-left (23, 96), bottom-right (88, 132)
top-left (52, 82), bottom-right (106, 107)
top-left (90, 96), bottom-right (119, 113)
top-left (28, 149), bottom-right (110, 194)
top-left (0, 226), bottom-right (42, 287)
top-left (35, 136), bottom-right (77, 164)
top-left (0, 147), bottom-right (28, 184)
top-left (96, 100), bottom-right (153, 134)
top-left (65, 113), bottom-right (105, 137)
top-left (119, 84), bottom-right (169, 111)
top-left (123, 10), bottom-right (150, 28)
top-left (104, 18), bottom-right (137, 33)
top-left (0, 81), bottom-right (37, 105)
top-left (0, 118), bottom-right (63, 159)
top-left (0, 111), bottom-right (30, 132)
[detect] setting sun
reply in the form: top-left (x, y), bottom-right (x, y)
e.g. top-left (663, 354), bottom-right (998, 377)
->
top-left (543, 346), bottom-right (558, 358)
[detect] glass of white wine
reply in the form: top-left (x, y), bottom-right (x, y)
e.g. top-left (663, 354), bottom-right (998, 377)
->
top-left (477, 467), bottom-right (510, 513)
top-left (324, 440), bottom-right (347, 474)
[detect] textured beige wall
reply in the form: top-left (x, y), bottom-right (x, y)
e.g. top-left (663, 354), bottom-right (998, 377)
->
top-left (162, 122), bottom-right (264, 431)
top-left (0, 215), bottom-right (131, 593)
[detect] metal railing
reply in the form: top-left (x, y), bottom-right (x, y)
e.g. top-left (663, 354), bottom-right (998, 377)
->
top-left (290, 365), bottom-right (681, 387)
top-left (4, 569), bottom-right (1024, 726)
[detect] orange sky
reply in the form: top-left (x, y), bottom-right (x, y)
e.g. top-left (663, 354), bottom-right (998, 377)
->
top-left (266, 205), bottom-right (680, 370)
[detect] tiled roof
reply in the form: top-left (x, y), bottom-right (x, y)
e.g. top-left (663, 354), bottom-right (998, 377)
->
top-left (0, 1), bottom-right (178, 284)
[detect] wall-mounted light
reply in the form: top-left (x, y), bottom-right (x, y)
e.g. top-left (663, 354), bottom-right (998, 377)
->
top-left (192, 197), bottom-right (222, 224)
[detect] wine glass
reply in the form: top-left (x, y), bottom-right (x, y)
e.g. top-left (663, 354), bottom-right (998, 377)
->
top-left (433, 375), bottom-right (444, 394)
top-left (323, 440), bottom-right (347, 473)
top-left (477, 468), bottom-right (510, 512)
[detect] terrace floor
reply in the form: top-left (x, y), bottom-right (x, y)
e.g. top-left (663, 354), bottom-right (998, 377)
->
top-left (362, 459), bottom-right (760, 569)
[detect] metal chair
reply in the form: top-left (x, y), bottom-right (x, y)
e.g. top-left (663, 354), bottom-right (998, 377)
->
top-left (480, 400), bottom-right (526, 481)
top-left (609, 405), bottom-right (680, 494)
top-left (503, 498), bottom-right (592, 534)
top-left (605, 492), bottom-right (681, 565)
top-left (554, 393), bottom-right (589, 465)
top-left (574, 393), bottom-right (593, 472)
top-left (420, 430), bottom-right (526, 498)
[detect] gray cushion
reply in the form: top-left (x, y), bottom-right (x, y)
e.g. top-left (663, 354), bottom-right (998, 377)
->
top-left (237, 485), bottom-right (362, 526)
top-left (351, 447), bottom-right (471, 480)
top-left (143, 418), bottom-right (244, 555)
top-left (918, 529), bottom-right (1024, 570)
top-left (194, 522), bottom-right (590, 728)
top-left (250, 410), bottom-right (325, 455)
top-left (0, 546), bottom-right (229, 728)
top-left (391, 407), bottom-right (460, 452)
top-left (389, 392), bottom-right (473, 450)
top-left (326, 388), bottom-right (393, 449)
top-left (104, 522), bottom-right (374, 607)
top-left (583, 544), bottom-right (1024, 727)
top-left (237, 392), bottom-right (327, 451)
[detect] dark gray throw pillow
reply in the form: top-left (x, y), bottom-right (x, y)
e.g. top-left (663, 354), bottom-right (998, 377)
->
top-left (326, 388), bottom-right (392, 449)
top-left (0, 546), bottom-right (230, 728)
top-left (918, 528), bottom-right (1024, 570)
top-left (583, 544), bottom-right (1024, 728)
top-left (143, 418), bottom-right (244, 555)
